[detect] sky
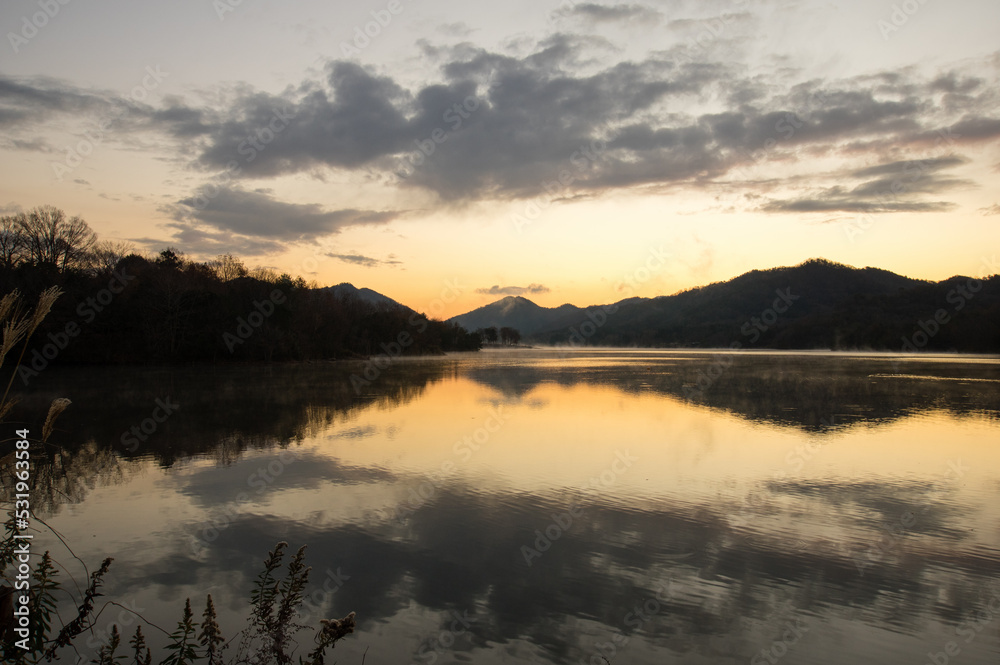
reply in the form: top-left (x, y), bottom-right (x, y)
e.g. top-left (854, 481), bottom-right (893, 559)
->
top-left (1, 0), bottom-right (998, 317)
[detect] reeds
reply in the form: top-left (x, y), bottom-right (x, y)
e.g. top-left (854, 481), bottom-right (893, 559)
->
top-left (0, 286), bottom-right (63, 422)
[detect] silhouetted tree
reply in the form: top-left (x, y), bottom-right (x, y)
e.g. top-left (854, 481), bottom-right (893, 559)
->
top-left (86, 239), bottom-right (136, 274)
top-left (156, 248), bottom-right (184, 270)
top-left (11, 205), bottom-right (97, 270)
top-left (0, 214), bottom-right (26, 269)
top-left (209, 253), bottom-right (248, 282)
top-left (499, 326), bottom-right (518, 345)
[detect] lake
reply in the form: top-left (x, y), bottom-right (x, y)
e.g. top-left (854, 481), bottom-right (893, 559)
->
top-left (12, 348), bottom-right (1000, 664)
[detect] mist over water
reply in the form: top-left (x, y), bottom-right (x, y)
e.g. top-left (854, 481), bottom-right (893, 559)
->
top-left (18, 349), bottom-right (1000, 664)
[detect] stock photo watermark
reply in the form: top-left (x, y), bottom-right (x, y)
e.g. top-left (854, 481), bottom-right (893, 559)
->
top-left (350, 278), bottom-right (466, 394)
top-left (222, 288), bottom-right (287, 352)
top-left (852, 458), bottom-right (967, 575)
top-left (51, 67), bottom-right (170, 181)
top-left (876, 0), bottom-right (931, 40)
top-left (551, 245), bottom-right (671, 353)
top-left (844, 128), bottom-right (959, 243)
top-left (188, 449), bottom-right (299, 554)
top-left (17, 269), bottom-right (136, 385)
top-left (922, 584), bottom-right (1000, 665)
top-left (521, 449), bottom-right (637, 566)
top-left (189, 106), bottom-right (297, 212)
top-left (750, 618), bottom-right (809, 665)
top-left (339, 0), bottom-right (417, 56)
top-left (409, 609), bottom-right (476, 665)
top-left (297, 568), bottom-right (352, 624)
top-left (397, 71), bottom-right (494, 179)
top-left (893, 255), bottom-right (996, 362)
top-left (580, 580), bottom-right (675, 665)
top-left (682, 287), bottom-right (799, 401)
top-left (119, 397), bottom-right (180, 452)
top-left (367, 405), bottom-right (508, 524)
top-left (7, 0), bottom-right (73, 54)
top-left (511, 138), bottom-right (608, 233)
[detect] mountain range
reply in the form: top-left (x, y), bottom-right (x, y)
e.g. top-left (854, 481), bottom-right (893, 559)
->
top-left (446, 259), bottom-right (1000, 352)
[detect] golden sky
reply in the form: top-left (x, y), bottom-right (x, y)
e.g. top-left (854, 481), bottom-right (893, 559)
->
top-left (2, 0), bottom-right (999, 318)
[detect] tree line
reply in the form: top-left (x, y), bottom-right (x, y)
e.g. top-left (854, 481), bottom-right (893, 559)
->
top-left (475, 325), bottom-right (522, 346)
top-left (0, 206), bottom-right (481, 374)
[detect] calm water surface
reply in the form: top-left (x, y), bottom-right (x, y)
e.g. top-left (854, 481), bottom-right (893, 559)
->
top-left (13, 349), bottom-right (1000, 664)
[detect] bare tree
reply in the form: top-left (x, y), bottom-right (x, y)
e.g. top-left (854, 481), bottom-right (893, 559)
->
top-left (0, 215), bottom-right (26, 269)
top-left (15, 205), bottom-right (98, 270)
top-left (247, 265), bottom-right (278, 283)
top-left (87, 239), bottom-right (136, 273)
top-left (210, 253), bottom-right (249, 281)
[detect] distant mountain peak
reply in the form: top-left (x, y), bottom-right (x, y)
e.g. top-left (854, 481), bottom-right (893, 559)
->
top-left (448, 294), bottom-right (574, 335)
top-left (324, 282), bottom-right (404, 309)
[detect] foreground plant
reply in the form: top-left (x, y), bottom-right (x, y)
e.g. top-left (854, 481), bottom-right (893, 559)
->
top-left (1, 520), bottom-right (356, 663)
top-left (0, 286), bottom-right (62, 421)
top-left (232, 542), bottom-right (354, 665)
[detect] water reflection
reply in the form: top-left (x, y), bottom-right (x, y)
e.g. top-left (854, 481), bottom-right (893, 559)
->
top-left (462, 350), bottom-right (1000, 431)
top-left (6, 360), bottom-right (452, 512)
top-left (10, 350), bottom-right (1000, 664)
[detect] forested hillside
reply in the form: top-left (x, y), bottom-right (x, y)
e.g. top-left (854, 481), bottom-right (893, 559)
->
top-left (1, 207), bottom-right (480, 375)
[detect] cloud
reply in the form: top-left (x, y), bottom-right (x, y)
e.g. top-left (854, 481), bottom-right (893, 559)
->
top-left (762, 156), bottom-right (973, 214)
top-left (849, 156), bottom-right (967, 179)
top-left (128, 229), bottom-right (276, 257)
top-left (178, 45), bottom-right (997, 204)
top-left (149, 102), bottom-right (217, 138)
top-left (326, 252), bottom-right (403, 268)
top-left (2, 137), bottom-right (51, 152)
top-left (155, 185), bottom-right (402, 257)
top-left (169, 185), bottom-right (399, 241)
top-left (0, 75), bottom-right (112, 127)
top-left (476, 284), bottom-right (551, 296)
top-left (929, 73), bottom-right (985, 94)
top-left (192, 62), bottom-right (415, 177)
top-left (980, 204), bottom-right (1000, 216)
top-left (847, 157), bottom-right (973, 197)
top-left (0, 74), bottom-right (209, 157)
top-left (437, 21), bottom-right (476, 37)
top-left (763, 198), bottom-right (956, 214)
top-left (945, 116), bottom-right (1000, 141)
top-left (183, 48), bottom-right (692, 197)
top-left (553, 2), bottom-right (662, 24)
top-left (4, 40), bottom-right (999, 211)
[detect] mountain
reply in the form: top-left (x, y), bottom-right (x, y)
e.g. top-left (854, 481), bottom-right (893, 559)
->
top-left (534, 258), bottom-right (924, 347)
top-left (450, 259), bottom-right (1000, 352)
top-left (447, 295), bottom-right (587, 335)
top-left (324, 282), bottom-right (405, 309)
